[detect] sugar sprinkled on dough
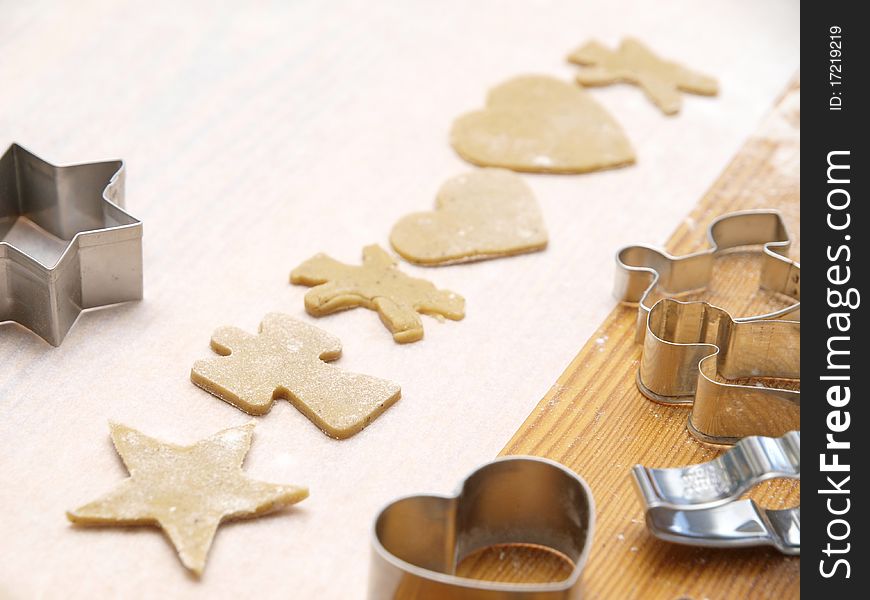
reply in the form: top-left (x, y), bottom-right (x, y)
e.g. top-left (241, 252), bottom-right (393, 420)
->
top-left (67, 422), bottom-right (308, 575)
top-left (450, 75), bottom-right (635, 173)
top-left (390, 168), bottom-right (548, 265)
top-left (191, 313), bottom-right (401, 438)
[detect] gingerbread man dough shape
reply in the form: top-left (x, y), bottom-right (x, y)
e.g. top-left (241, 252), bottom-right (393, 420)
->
top-left (191, 313), bottom-right (401, 439)
top-left (567, 38), bottom-right (718, 115)
top-left (290, 245), bottom-right (465, 343)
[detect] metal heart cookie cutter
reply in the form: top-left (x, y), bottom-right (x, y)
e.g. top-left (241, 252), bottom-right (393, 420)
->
top-left (632, 431), bottom-right (800, 555)
top-left (369, 456), bottom-right (595, 599)
top-left (614, 209), bottom-right (800, 445)
top-left (1, 144), bottom-right (142, 346)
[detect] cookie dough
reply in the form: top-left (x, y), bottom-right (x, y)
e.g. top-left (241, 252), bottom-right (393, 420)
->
top-left (290, 245), bottom-right (464, 343)
top-left (450, 75), bottom-right (635, 173)
top-left (567, 38), bottom-right (718, 115)
top-left (389, 168), bottom-right (548, 265)
top-left (191, 313), bottom-right (401, 439)
top-left (67, 422), bottom-right (308, 576)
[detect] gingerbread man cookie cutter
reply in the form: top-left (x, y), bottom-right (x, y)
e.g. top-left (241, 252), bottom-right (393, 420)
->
top-left (615, 209), bottom-right (800, 341)
top-left (632, 431), bottom-right (800, 555)
top-left (614, 210), bottom-right (800, 445)
top-left (369, 456), bottom-right (594, 599)
top-left (1, 143), bottom-right (143, 346)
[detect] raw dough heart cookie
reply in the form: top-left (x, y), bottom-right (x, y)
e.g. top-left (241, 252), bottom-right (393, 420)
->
top-left (389, 168), bottom-right (548, 265)
top-left (67, 422), bottom-right (307, 575)
top-left (450, 75), bottom-right (635, 174)
top-left (291, 244), bottom-right (464, 343)
top-left (191, 313), bottom-right (401, 439)
top-left (567, 38), bottom-right (718, 115)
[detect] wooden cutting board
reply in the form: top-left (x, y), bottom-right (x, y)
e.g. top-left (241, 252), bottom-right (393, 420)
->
top-left (460, 79), bottom-right (801, 599)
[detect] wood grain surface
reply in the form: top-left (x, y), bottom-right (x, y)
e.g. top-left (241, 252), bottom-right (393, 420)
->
top-left (0, 3), bottom-right (801, 597)
top-left (464, 80), bottom-right (801, 598)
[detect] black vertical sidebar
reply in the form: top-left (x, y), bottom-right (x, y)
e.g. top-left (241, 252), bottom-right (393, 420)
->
top-left (802, 2), bottom-right (866, 597)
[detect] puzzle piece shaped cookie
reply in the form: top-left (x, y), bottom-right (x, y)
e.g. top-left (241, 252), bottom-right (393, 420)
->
top-left (450, 75), bottom-right (635, 173)
top-left (567, 38), bottom-right (718, 115)
top-left (389, 168), bottom-right (548, 265)
top-left (191, 313), bottom-right (400, 438)
top-left (290, 245), bottom-right (465, 343)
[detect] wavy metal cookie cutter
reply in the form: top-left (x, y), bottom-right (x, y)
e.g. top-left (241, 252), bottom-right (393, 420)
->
top-left (369, 456), bottom-right (595, 599)
top-left (632, 431), bottom-right (800, 555)
top-left (1, 144), bottom-right (143, 346)
top-left (614, 210), bottom-right (800, 445)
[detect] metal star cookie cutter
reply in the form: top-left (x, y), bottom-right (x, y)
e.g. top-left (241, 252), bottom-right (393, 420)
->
top-left (1, 143), bottom-right (143, 346)
top-left (369, 456), bottom-right (595, 599)
top-left (632, 431), bottom-right (800, 555)
top-left (643, 298), bottom-right (799, 445)
top-left (614, 209), bottom-right (801, 342)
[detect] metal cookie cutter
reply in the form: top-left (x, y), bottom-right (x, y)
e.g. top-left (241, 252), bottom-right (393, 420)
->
top-left (632, 431), bottom-right (800, 555)
top-left (1, 144), bottom-right (142, 346)
top-left (369, 456), bottom-right (595, 599)
top-left (614, 209), bottom-right (800, 445)
top-left (643, 298), bottom-right (799, 445)
top-left (614, 209), bottom-right (801, 341)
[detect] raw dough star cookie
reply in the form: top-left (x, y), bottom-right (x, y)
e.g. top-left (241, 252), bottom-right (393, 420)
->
top-left (67, 422), bottom-right (308, 575)
top-left (567, 38), bottom-right (718, 115)
top-left (290, 245), bottom-right (464, 343)
top-left (450, 75), bottom-right (635, 173)
top-left (191, 313), bottom-right (401, 438)
top-left (389, 168), bottom-right (548, 265)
